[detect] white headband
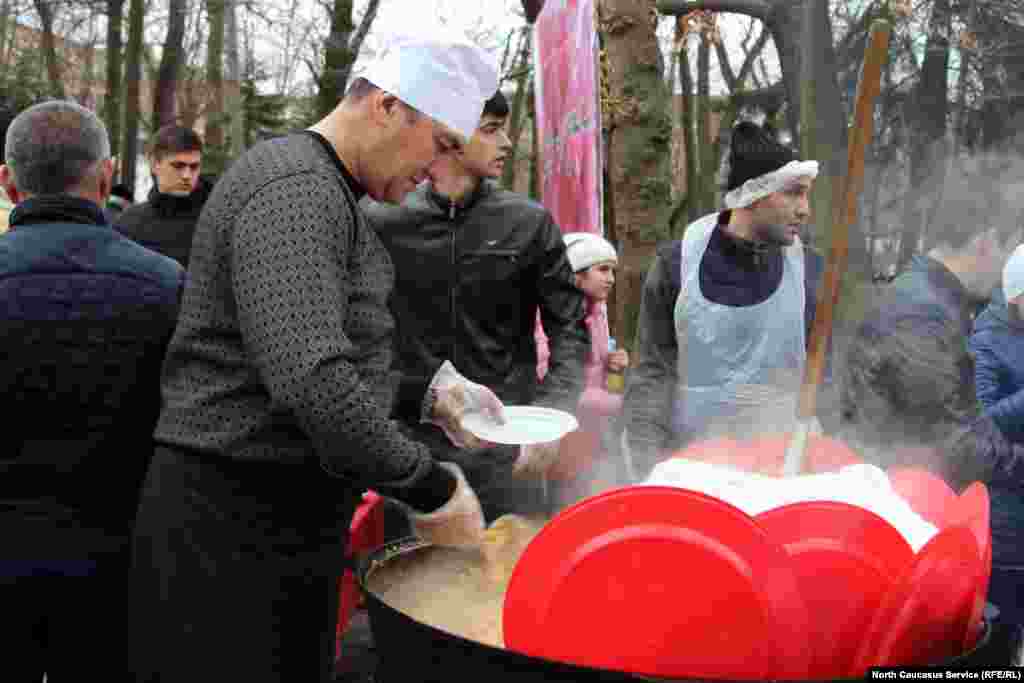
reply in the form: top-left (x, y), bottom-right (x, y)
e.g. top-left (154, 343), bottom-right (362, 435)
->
top-left (723, 160), bottom-right (820, 210)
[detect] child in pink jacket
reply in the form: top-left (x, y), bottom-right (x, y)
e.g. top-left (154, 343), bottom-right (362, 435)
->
top-left (537, 233), bottom-right (629, 501)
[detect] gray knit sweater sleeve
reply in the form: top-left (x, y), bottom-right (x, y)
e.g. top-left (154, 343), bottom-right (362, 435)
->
top-left (155, 134), bottom-right (442, 500)
top-left (230, 174), bottom-right (429, 481)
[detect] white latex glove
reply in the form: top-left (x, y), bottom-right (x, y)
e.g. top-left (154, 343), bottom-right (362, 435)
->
top-left (425, 361), bottom-right (506, 449)
top-left (409, 462), bottom-right (485, 548)
top-left (514, 439), bottom-right (562, 476)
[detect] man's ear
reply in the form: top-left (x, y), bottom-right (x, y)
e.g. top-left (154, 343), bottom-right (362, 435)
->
top-left (368, 90), bottom-right (402, 128)
top-left (0, 164), bottom-right (22, 204)
top-left (97, 158), bottom-right (114, 203)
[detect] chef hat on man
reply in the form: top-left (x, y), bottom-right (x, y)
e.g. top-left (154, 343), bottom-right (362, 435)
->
top-left (362, 36), bottom-right (500, 140)
top-left (563, 232), bottom-right (618, 273)
top-left (1003, 244), bottom-right (1024, 302)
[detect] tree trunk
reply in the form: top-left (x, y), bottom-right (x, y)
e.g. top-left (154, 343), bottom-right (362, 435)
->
top-left (502, 28), bottom-right (533, 190)
top-left (33, 0), bottom-right (65, 99)
top-left (0, 0), bottom-right (12, 67)
top-left (679, 38), bottom-right (699, 224)
top-left (153, 0), bottom-right (187, 129)
top-left (799, 0), bottom-right (849, 255)
top-left (78, 12), bottom-right (99, 106)
top-left (225, 0), bottom-right (244, 160)
top-left (105, 0), bottom-right (124, 174)
top-left (600, 0), bottom-right (674, 348)
top-left (898, 0), bottom-right (950, 266)
top-left (696, 31), bottom-right (711, 216)
top-left (205, 0), bottom-right (227, 174)
top-left (317, 0), bottom-right (355, 118)
top-left (121, 0), bottom-right (144, 192)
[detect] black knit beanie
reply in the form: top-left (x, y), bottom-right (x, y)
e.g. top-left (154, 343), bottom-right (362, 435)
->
top-left (726, 121), bottom-right (797, 192)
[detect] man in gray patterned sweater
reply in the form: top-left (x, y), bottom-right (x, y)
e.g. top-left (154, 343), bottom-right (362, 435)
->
top-left (131, 39), bottom-right (502, 682)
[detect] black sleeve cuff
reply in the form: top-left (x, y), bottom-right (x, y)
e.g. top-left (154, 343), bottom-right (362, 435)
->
top-left (396, 459), bottom-right (457, 514)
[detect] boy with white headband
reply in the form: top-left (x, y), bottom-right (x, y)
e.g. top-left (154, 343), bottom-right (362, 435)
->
top-left (621, 121), bottom-right (826, 480)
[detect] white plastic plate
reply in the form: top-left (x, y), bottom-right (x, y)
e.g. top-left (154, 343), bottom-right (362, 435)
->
top-left (462, 406), bottom-right (579, 446)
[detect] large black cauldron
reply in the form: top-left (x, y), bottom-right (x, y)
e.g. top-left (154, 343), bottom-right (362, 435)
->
top-left (359, 538), bottom-right (1022, 683)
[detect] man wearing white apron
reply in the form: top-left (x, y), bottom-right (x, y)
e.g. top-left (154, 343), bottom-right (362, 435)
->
top-left (622, 121), bottom-right (823, 479)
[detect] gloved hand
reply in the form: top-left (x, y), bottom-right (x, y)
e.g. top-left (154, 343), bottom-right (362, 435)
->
top-left (514, 439), bottom-right (563, 476)
top-left (409, 462), bottom-right (485, 548)
top-left (425, 361), bottom-right (505, 449)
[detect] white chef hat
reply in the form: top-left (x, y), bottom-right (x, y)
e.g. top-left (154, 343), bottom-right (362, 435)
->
top-left (1003, 243), bottom-right (1024, 302)
top-left (564, 232), bottom-right (618, 273)
top-left (362, 36), bottom-right (499, 140)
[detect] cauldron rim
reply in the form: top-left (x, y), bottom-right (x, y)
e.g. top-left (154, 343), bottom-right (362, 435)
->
top-left (357, 537), bottom-right (998, 683)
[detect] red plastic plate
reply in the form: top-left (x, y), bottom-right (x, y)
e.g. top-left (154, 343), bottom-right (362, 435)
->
top-left (755, 501), bottom-right (915, 678)
top-left (942, 482), bottom-right (991, 650)
top-left (851, 525), bottom-right (981, 673)
top-left (503, 486), bottom-right (813, 680)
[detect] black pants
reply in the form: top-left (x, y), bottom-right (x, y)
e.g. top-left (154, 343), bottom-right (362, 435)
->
top-left (131, 446), bottom-right (359, 683)
top-left (0, 562), bottom-right (131, 683)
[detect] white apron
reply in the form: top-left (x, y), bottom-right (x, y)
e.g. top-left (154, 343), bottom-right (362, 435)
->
top-left (672, 213), bottom-right (806, 442)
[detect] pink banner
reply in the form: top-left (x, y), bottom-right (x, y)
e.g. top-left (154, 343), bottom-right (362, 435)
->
top-left (533, 0), bottom-right (603, 236)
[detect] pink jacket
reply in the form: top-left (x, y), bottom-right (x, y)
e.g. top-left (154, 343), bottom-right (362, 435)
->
top-left (536, 300), bottom-right (622, 428)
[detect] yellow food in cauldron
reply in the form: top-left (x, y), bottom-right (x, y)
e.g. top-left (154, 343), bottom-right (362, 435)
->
top-left (368, 514), bottom-right (545, 648)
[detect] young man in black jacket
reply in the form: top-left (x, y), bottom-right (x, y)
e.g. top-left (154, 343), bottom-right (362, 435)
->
top-left (115, 125), bottom-right (211, 269)
top-left (364, 91), bottom-right (591, 521)
top-left (0, 100), bottom-right (184, 682)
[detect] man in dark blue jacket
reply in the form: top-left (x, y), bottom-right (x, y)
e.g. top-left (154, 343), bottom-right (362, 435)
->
top-left (842, 189), bottom-right (1024, 625)
top-left (0, 100), bottom-right (184, 682)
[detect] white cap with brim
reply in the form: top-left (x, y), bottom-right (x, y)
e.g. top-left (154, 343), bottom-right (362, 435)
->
top-left (1004, 243), bottom-right (1024, 302)
top-left (362, 37), bottom-right (499, 141)
top-left (564, 232), bottom-right (618, 272)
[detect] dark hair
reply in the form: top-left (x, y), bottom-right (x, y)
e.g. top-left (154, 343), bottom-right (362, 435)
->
top-left (150, 125), bottom-right (203, 160)
top-left (482, 91), bottom-right (510, 119)
top-left (110, 182), bottom-right (134, 202)
top-left (344, 77), bottom-right (379, 103)
top-left (344, 77), bottom-right (419, 124)
top-left (725, 120), bottom-right (797, 192)
top-left (5, 100), bottom-right (110, 195)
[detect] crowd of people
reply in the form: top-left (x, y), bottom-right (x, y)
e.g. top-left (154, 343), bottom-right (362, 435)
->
top-left (1, 27), bottom-right (1022, 683)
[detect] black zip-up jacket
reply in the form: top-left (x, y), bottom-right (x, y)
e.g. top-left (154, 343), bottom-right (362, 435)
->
top-left (362, 180), bottom-right (590, 421)
top-left (114, 176), bottom-right (213, 270)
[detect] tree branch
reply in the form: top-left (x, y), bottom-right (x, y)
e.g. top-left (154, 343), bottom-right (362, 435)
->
top-left (714, 36), bottom-right (737, 91)
top-left (349, 0), bottom-right (379, 59)
top-left (735, 24), bottom-right (769, 86)
top-left (656, 0), bottom-right (771, 21)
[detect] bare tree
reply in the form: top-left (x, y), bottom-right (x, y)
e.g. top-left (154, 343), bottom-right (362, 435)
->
top-left (105, 0), bottom-right (125, 171)
top-left (501, 26), bottom-right (533, 190)
top-left (205, 0), bottom-right (227, 172)
top-left (225, 0), bottom-right (244, 158)
top-left (898, 0), bottom-right (951, 268)
top-left (33, 0), bottom-right (66, 99)
top-left (599, 0), bottom-right (675, 346)
top-left (154, 0), bottom-right (189, 128)
top-left (315, 0), bottom-right (381, 118)
top-left (121, 0), bottom-right (144, 191)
